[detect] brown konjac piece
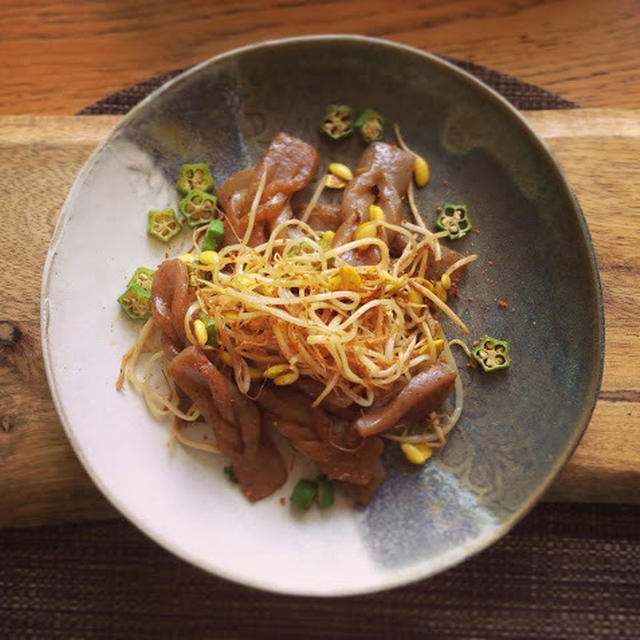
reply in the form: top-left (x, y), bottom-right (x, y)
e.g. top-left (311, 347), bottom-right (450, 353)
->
top-left (216, 132), bottom-right (319, 246)
top-left (354, 364), bottom-right (457, 437)
top-left (334, 142), bottom-right (414, 260)
top-left (341, 142), bottom-right (414, 224)
top-left (256, 386), bottom-right (386, 502)
top-left (427, 244), bottom-right (470, 293)
top-left (216, 166), bottom-right (253, 245)
top-left (150, 259), bottom-right (194, 347)
top-left (294, 202), bottom-right (343, 232)
top-left (168, 347), bottom-right (287, 502)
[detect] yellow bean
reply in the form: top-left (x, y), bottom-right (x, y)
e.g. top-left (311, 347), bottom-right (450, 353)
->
top-left (273, 371), bottom-right (300, 386)
top-left (418, 339), bottom-right (445, 356)
top-left (368, 204), bottom-right (385, 221)
top-left (328, 162), bottom-right (353, 182)
top-left (263, 364), bottom-right (291, 379)
top-left (328, 265), bottom-right (362, 291)
top-left (199, 251), bottom-right (219, 265)
top-left (401, 442), bottom-right (432, 464)
top-left (327, 274), bottom-right (342, 291)
top-left (234, 275), bottom-right (254, 289)
top-left (408, 288), bottom-right (423, 305)
top-left (260, 283), bottom-right (277, 296)
top-left (321, 230), bottom-right (335, 246)
top-left (325, 174), bottom-right (347, 189)
top-left (193, 319), bottom-right (208, 346)
top-left (413, 156), bottom-right (430, 187)
top-left (381, 270), bottom-right (402, 292)
top-left (353, 221), bottom-right (378, 241)
top-left (340, 265), bottom-right (361, 290)
top-left (178, 252), bottom-right (197, 265)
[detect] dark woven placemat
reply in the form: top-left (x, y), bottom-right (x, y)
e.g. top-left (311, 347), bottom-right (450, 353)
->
top-left (8, 61), bottom-right (638, 640)
top-left (1, 503), bottom-right (638, 638)
top-left (77, 57), bottom-right (578, 116)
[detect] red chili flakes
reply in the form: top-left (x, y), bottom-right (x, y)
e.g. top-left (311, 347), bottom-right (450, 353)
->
top-left (436, 206), bottom-right (442, 214)
top-left (488, 260), bottom-right (494, 266)
top-left (440, 356), bottom-right (448, 364)
top-left (165, 252), bottom-right (169, 259)
top-left (467, 296), bottom-right (474, 302)
top-left (472, 226), bottom-right (480, 234)
top-left (203, 435), bottom-right (208, 440)
top-left (443, 179), bottom-right (449, 186)
top-left (497, 299), bottom-right (508, 308)
top-left (279, 497), bottom-right (286, 506)
top-left (466, 359), bottom-right (477, 369)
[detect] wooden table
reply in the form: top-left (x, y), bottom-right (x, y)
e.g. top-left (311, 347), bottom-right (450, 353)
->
top-left (1, 1), bottom-right (639, 527)
top-left (1, 0), bottom-right (639, 113)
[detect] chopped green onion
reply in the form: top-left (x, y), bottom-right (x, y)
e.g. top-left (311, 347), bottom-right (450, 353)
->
top-left (201, 218), bottom-right (224, 252)
top-left (316, 475), bottom-right (334, 509)
top-left (198, 312), bottom-right (218, 346)
top-left (223, 465), bottom-right (238, 483)
top-left (290, 478), bottom-right (317, 511)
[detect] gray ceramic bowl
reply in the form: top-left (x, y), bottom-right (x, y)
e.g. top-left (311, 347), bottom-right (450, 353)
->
top-left (42, 35), bottom-right (604, 595)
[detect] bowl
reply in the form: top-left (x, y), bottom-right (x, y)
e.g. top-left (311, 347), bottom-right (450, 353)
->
top-left (41, 35), bottom-right (603, 596)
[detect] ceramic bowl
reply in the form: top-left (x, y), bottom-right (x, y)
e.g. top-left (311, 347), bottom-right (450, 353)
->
top-left (41, 36), bottom-right (603, 596)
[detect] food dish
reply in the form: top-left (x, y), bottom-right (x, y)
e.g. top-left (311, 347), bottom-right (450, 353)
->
top-left (41, 36), bottom-right (603, 595)
top-left (117, 130), bottom-right (486, 508)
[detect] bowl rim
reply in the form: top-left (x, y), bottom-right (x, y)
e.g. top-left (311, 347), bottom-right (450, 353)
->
top-left (40, 34), bottom-right (605, 596)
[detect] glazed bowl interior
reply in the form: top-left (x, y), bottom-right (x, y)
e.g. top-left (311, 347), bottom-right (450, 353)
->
top-left (42, 36), bottom-right (603, 596)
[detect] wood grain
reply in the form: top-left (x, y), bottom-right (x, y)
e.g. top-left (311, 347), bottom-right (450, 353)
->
top-left (0, 111), bottom-right (638, 527)
top-left (0, 0), bottom-right (638, 115)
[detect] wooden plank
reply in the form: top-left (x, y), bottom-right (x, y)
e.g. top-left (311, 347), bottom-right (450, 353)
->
top-left (0, 111), bottom-right (638, 527)
top-left (526, 109), bottom-right (640, 502)
top-left (0, 115), bottom-right (120, 144)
